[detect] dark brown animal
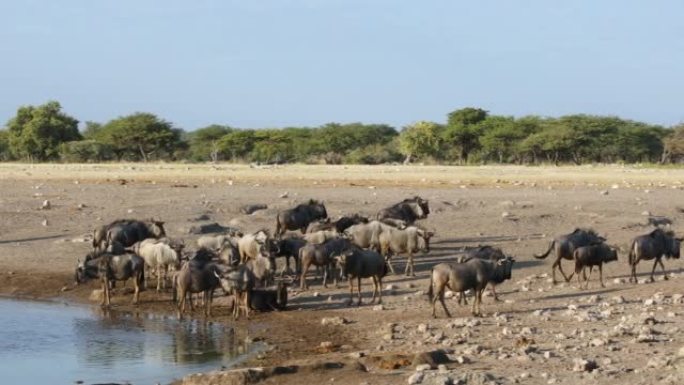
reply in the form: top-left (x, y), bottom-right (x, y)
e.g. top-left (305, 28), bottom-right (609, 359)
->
top-left (573, 243), bottom-right (618, 289)
top-left (628, 228), bottom-right (682, 283)
top-left (534, 228), bottom-right (606, 284)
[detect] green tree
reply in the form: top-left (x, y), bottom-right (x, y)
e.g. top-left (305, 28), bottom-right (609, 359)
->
top-left (478, 116), bottom-right (524, 163)
top-left (98, 113), bottom-right (180, 161)
top-left (442, 107), bottom-right (488, 163)
top-left (82, 121), bottom-right (104, 140)
top-left (663, 124), bottom-right (684, 163)
top-left (217, 130), bottom-right (256, 161)
top-left (6, 101), bottom-right (81, 160)
top-left (188, 124), bottom-right (233, 162)
top-left (59, 140), bottom-right (115, 162)
top-left (399, 121), bottom-right (443, 162)
top-left (0, 130), bottom-right (11, 160)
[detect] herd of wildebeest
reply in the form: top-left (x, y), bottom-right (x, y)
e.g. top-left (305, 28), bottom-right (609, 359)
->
top-left (73, 196), bottom-right (683, 320)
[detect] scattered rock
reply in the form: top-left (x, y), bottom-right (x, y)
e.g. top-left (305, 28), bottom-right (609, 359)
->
top-left (279, 192), bottom-right (289, 198)
top-left (373, 304), bottom-right (385, 311)
top-left (600, 190), bottom-right (609, 195)
top-left (41, 200), bottom-right (51, 210)
top-left (89, 289), bottom-right (103, 302)
top-left (321, 317), bottom-right (348, 326)
top-left (41, 219), bottom-right (48, 226)
top-left (573, 358), bottom-right (598, 372)
top-left (408, 372), bottom-right (425, 385)
top-left (240, 204), bottom-right (268, 215)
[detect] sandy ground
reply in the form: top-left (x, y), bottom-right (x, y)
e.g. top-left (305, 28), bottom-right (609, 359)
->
top-left (1, 163), bottom-right (684, 385)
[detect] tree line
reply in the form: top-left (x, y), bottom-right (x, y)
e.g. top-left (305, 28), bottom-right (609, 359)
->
top-left (1, 101), bottom-right (683, 165)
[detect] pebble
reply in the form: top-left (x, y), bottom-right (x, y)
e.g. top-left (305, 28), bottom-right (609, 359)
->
top-left (373, 304), bottom-right (385, 311)
top-left (573, 358), bottom-right (598, 372)
top-left (41, 200), bottom-right (51, 209)
top-left (408, 372), bottom-right (424, 384)
top-left (321, 317), bottom-right (348, 326)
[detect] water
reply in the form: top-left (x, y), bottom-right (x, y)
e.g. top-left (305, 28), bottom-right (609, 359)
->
top-left (0, 299), bottom-right (258, 385)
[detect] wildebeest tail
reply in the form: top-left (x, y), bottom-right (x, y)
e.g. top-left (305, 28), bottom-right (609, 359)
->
top-left (275, 214), bottom-right (282, 237)
top-left (427, 270), bottom-right (434, 302)
top-left (172, 274), bottom-right (178, 303)
top-left (534, 240), bottom-right (555, 259)
top-left (628, 240), bottom-right (636, 266)
top-left (138, 264), bottom-right (145, 289)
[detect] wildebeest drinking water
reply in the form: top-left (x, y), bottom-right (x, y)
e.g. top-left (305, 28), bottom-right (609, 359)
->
top-left (275, 199), bottom-right (328, 236)
top-left (93, 218), bottom-right (167, 251)
top-left (628, 228), bottom-right (682, 283)
top-left (173, 248), bottom-right (221, 318)
top-left (75, 251), bottom-right (145, 306)
top-left (534, 228), bottom-right (606, 284)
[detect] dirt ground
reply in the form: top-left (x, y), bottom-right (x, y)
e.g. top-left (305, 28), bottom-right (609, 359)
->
top-left (1, 163), bottom-right (684, 385)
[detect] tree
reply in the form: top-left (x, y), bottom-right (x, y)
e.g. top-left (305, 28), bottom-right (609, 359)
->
top-left (217, 130), bottom-right (256, 161)
top-left (0, 130), bottom-right (11, 161)
top-left (399, 121), bottom-right (443, 162)
top-left (188, 124), bottom-right (233, 162)
top-left (6, 101), bottom-right (81, 160)
top-left (663, 124), bottom-right (684, 163)
top-left (478, 116), bottom-right (524, 163)
top-left (82, 121), bottom-right (104, 140)
top-left (59, 140), bottom-right (115, 162)
top-left (98, 113), bottom-right (181, 161)
top-left (443, 107), bottom-right (488, 164)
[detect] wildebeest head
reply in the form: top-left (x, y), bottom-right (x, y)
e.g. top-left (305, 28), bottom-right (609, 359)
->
top-left (502, 256), bottom-right (515, 279)
top-left (668, 237), bottom-right (682, 259)
top-left (416, 228), bottom-right (435, 253)
top-left (415, 196), bottom-right (430, 218)
top-left (74, 259), bottom-right (91, 285)
top-left (308, 199), bottom-right (328, 219)
top-left (148, 219), bottom-right (166, 238)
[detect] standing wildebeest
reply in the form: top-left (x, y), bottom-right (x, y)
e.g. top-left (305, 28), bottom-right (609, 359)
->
top-left (573, 243), bottom-right (618, 289)
top-left (303, 230), bottom-right (339, 245)
top-left (275, 199), bottom-right (328, 236)
top-left (275, 236), bottom-right (307, 274)
top-left (95, 219), bottom-right (166, 251)
top-left (378, 226), bottom-right (433, 276)
top-left (75, 251), bottom-right (145, 306)
top-left (238, 229), bottom-right (274, 263)
top-left (345, 220), bottom-right (397, 251)
top-left (428, 257), bottom-right (513, 318)
top-left (534, 228), bottom-right (606, 284)
top-left (628, 228), bottom-right (682, 283)
top-left (457, 245), bottom-right (509, 301)
top-left (217, 264), bottom-right (256, 319)
top-left (173, 248), bottom-right (221, 318)
top-left (376, 196), bottom-right (430, 225)
top-left (299, 238), bottom-right (354, 289)
top-left (134, 239), bottom-right (182, 291)
top-left (335, 248), bottom-right (388, 306)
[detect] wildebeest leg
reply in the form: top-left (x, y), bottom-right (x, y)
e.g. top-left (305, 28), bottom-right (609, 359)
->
top-left (599, 264), bottom-right (605, 288)
top-left (659, 258), bottom-right (668, 280)
top-left (432, 281), bottom-right (449, 318)
top-left (133, 272), bottom-right (140, 304)
top-left (177, 287), bottom-right (186, 319)
top-left (377, 275), bottom-right (383, 304)
top-left (300, 261), bottom-right (310, 290)
top-left (584, 266), bottom-right (592, 290)
top-left (650, 259), bottom-right (658, 282)
top-left (102, 277), bottom-right (110, 307)
top-left (385, 255), bottom-right (396, 275)
top-left (348, 276), bottom-right (354, 305)
top-left (558, 258), bottom-right (572, 282)
top-left (244, 290), bottom-right (251, 320)
top-left (576, 266), bottom-right (583, 289)
top-left (370, 276), bottom-right (378, 303)
top-left (474, 288), bottom-right (485, 316)
top-left (333, 264), bottom-right (339, 289)
top-left (630, 258), bottom-right (639, 283)
top-left (357, 276), bottom-right (362, 306)
top-left (157, 264), bottom-right (162, 292)
top-left (405, 253), bottom-right (415, 277)
top-left (322, 264), bottom-right (329, 288)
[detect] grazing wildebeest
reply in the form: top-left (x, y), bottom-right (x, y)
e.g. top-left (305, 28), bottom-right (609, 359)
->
top-left (134, 239), bottom-right (182, 291)
top-left (335, 248), bottom-right (388, 306)
top-left (173, 248), bottom-right (221, 318)
top-left (306, 214), bottom-right (369, 234)
top-left (573, 243), bottom-right (618, 289)
top-left (97, 219), bottom-right (166, 250)
top-left (534, 228), bottom-right (606, 284)
top-left (628, 228), bottom-right (682, 283)
top-left (75, 251), bottom-right (145, 306)
top-left (275, 236), bottom-right (307, 274)
top-left (428, 257), bottom-right (513, 318)
top-left (376, 196), bottom-right (430, 225)
top-left (378, 226), bottom-right (433, 276)
top-left (299, 238), bottom-right (354, 289)
top-left (457, 245), bottom-right (509, 301)
top-left (275, 199), bottom-right (328, 236)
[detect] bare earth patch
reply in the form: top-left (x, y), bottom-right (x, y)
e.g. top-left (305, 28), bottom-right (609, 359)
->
top-left (1, 163), bottom-right (684, 385)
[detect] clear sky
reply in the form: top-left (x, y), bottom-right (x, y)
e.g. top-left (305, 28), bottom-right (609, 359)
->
top-left (1, 1), bottom-right (683, 131)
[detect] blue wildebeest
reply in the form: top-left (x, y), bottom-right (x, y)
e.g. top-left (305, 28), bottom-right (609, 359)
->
top-left (628, 228), bottom-right (682, 283)
top-left (534, 228), bottom-right (606, 284)
top-left (275, 199), bottom-right (328, 236)
top-left (376, 196), bottom-right (430, 225)
top-left (75, 251), bottom-right (145, 306)
top-left (93, 218), bottom-right (166, 251)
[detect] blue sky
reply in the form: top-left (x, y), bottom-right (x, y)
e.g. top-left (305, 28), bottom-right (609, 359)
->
top-left (1, 1), bottom-right (683, 130)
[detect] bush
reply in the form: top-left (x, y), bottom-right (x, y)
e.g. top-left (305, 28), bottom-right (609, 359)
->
top-left (344, 143), bottom-right (403, 164)
top-left (59, 140), bottom-right (115, 162)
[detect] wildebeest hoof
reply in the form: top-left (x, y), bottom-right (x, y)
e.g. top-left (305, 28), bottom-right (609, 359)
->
top-left (664, 275), bottom-right (669, 280)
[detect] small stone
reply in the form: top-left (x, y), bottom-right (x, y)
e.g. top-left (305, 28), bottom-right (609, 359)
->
top-left (321, 317), bottom-right (348, 326)
top-left (444, 290), bottom-right (455, 299)
top-left (312, 291), bottom-right (320, 297)
top-left (279, 192), bottom-right (289, 198)
top-left (408, 372), bottom-right (424, 384)
top-left (41, 219), bottom-right (48, 226)
top-left (60, 286), bottom-right (69, 292)
top-left (600, 190), bottom-right (609, 195)
top-left (437, 364), bottom-right (447, 373)
top-left (373, 304), bottom-right (385, 311)
top-left (573, 358), bottom-right (598, 372)
top-left (611, 184), bottom-right (620, 189)
top-left (415, 364), bottom-right (431, 371)
top-left (77, 203), bottom-right (86, 209)
top-left (385, 284), bottom-right (397, 291)
top-left (41, 200), bottom-right (51, 209)
top-left (320, 341), bottom-right (334, 348)
top-left (502, 211), bottom-right (511, 218)
top-left (383, 333), bottom-right (394, 341)
top-left (641, 210), bottom-right (652, 216)
top-left (612, 295), bottom-right (625, 304)
top-left (127, 209), bottom-right (134, 213)
top-left (417, 323), bottom-right (428, 333)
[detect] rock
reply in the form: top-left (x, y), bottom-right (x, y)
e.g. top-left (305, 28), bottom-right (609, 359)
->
top-left (611, 184), bottom-right (620, 189)
top-left (408, 372), bottom-right (425, 385)
top-left (672, 294), bottom-right (684, 304)
top-left (373, 304), bottom-right (384, 311)
top-left (41, 200), bottom-right (51, 209)
top-left (418, 323), bottom-right (429, 333)
top-left (415, 364), bottom-right (432, 372)
top-left (127, 208), bottom-right (134, 213)
top-left (600, 190), bottom-right (609, 195)
top-left (76, 203), bottom-right (86, 209)
top-left (41, 219), bottom-right (48, 226)
top-left (320, 341), bottom-right (334, 349)
top-left (573, 358), bottom-right (598, 372)
top-left (279, 192), bottom-right (289, 198)
top-left (642, 210), bottom-right (652, 216)
top-left (240, 204), bottom-right (268, 215)
top-left (349, 351), bottom-right (365, 359)
top-left (321, 317), bottom-right (348, 326)
top-left (386, 284), bottom-right (397, 291)
top-left (383, 333), bottom-right (394, 341)
top-left (612, 295), bottom-right (626, 304)
top-left (444, 290), bottom-right (455, 299)
top-left (501, 211), bottom-right (511, 218)
top-left (613, 278), bottom-right (626, 285)
top-left (312, 291), bottom-right (320, 297)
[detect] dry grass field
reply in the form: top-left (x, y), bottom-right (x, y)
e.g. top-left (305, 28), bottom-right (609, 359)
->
top-left (1, 163), bottom-right (684, 385)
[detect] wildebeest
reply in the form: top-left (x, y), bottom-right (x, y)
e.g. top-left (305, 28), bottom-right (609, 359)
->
top-left (275, 199), bottom-right (328, 236)
top-left (335, 248), bottom-right (388, 306)
top-left (75, 251), bottom-right (145, 306)
top-left (534, 228), bottom-right (606, 284)
top-left (306, 214), bottom-right (369, 234)
top-left (173, 248), bottom-right (221, 318)
top-left (376, 196), bottom-right (430, 225)
top-left (197, 234), bottom-right (238, 251)
top-left (428, 257), bottom-right (513, 317)
top-left (573, 243), bottom-right (618, 289)
top-left (248, 281), bottom-right (289, 312)
top-left (303, 230), bottom-right (339, 245)
top-left (245, 254), bottom-right (274, 287)
top-left (378, 226), bottom-right (433, 276)
top-left (299, 238), bottom-right (354, 289)
top-left (134, 239), bottom-right (182, 291)
top-left (238, 229), bottom-right (274, 263)
top-left (95, 219), bottom-right (166, 251)
top-left (344, 220), bottom-right (397, 251)
top-left (457, 245), bottom-right (509, 301)
top-left (275, 236), bottom-right (307, 274)
top-left (216, 264), bottom-right (256, 319)
top-left (628, 228), bottom-right (682, 283)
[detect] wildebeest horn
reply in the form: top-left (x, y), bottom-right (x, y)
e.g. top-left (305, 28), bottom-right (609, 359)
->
top-left (214, 271), bottom-right (221, 279)
top-left (677, 237), bottom-right (684, 242)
